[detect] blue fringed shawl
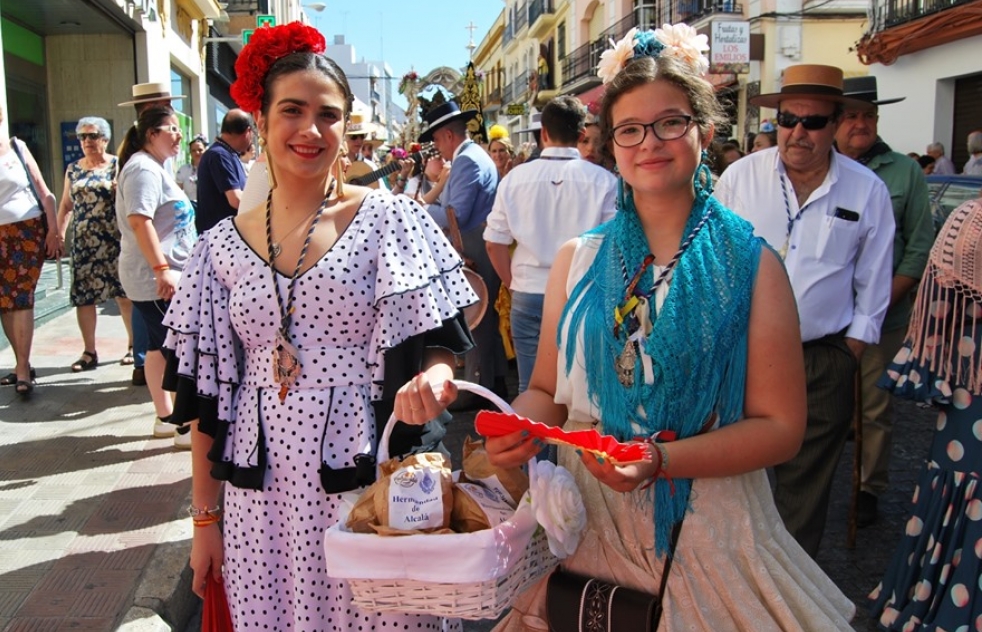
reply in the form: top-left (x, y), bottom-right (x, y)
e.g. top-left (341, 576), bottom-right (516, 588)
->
top-left (559, 190), bottom-right (762, 556)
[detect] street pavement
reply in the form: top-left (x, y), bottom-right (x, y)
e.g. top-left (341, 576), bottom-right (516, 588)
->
top-left (2, 304), bottom-right (934, 631)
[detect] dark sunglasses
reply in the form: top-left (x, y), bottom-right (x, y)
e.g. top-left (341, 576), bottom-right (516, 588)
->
top-left (776, 112), bottom-right (832, 131)
top-left (77, 133), bottom-right (103, 141)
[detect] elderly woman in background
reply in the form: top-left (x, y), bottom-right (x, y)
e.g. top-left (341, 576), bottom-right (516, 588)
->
top-left (0, 106), bottom-right (61, 396)
top-left (175, 134), bottom-right (206, 212)
top-left (116, 105), bottom-right (197, 447)
top-left (56, 116), bottom-right (134, 372)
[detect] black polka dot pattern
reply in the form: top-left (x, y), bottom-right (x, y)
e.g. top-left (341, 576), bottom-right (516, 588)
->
top-left (163, 192), bottom-right (472, 629)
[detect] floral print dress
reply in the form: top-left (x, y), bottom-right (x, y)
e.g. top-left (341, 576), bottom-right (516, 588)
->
top-left (67, 157), bottom-right (125, 306)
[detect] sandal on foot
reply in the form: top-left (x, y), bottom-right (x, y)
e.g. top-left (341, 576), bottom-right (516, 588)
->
top-left (1, 367), bottom-right (36, 386)
top-left (15, 380), bottom-right (34, 397)
top-left (120, 348), bottom-right (135, 366)
top-left (71, 351), bottom-right (98, 373)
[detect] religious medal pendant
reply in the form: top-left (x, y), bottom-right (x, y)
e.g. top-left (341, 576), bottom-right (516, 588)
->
top-left (616, 339), bottom-right (637, 388)
top-left (270, 242), bottom-right (282, 260)
top-left (272, 329), bottom-right (302, 403)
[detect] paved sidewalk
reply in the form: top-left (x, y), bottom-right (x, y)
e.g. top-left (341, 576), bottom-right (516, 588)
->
top-left (0, 304), bottom-right (195, 631)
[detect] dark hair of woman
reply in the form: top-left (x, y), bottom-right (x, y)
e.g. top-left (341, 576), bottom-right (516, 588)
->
top-left (260, 52), bottom-right (354, 119)
top-left (118, 106), bottom-right (176, 169)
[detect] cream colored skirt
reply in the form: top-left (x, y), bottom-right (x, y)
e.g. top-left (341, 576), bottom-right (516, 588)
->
top-left (494, 422), bottom-right (856, 632)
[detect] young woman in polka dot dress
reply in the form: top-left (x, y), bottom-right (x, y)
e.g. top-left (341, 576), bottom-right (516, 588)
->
top-left (871, 198), bottom-right (982, 631)
top-left (163, 23), bottom-right (474, 631)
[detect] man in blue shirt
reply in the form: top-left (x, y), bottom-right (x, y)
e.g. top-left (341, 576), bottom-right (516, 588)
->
top-left (420, 102), bottom-right (506, 400)
top-left (195, 109), bottom-right (253, 233)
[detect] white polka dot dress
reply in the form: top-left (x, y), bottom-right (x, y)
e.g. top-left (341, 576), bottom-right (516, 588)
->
top-left (165, 191), bottom-right (473, 630)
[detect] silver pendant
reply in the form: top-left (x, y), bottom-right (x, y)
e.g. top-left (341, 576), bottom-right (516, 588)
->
top-left (270, 242), bottom-right (282, 260)
top-left (616, 339), bottom-right (636, 388)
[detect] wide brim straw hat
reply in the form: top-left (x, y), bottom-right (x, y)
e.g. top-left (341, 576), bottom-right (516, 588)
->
top-left (118, 81), bottom-right (186, 107)
top-left (750, 65), bottom-right (871, 109)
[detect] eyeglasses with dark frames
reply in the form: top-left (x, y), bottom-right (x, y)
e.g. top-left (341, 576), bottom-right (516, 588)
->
top-left (776, 112), bottom-right (833, 131)
top-left (77, 133), bottom-right (103, 141)
top-left (610, 115), bottom-right (697, 148)
top-left (155, 124), bottom-right (182, 135)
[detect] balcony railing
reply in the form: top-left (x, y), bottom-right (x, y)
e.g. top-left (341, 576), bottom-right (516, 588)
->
top-left (225, 0), bottom-right (268, 13)
top-left (514, 70), bottom-right (530, 100)
top-left (515, 0), bottom-right (529, 32)
top-left (487, 86), bottom-right (502, 105)
top-left (503, 81), bottom-right (516, 105)
top-left (869, 0), bottom-right (971, 30)
top-left (562, 13), bottom-right (652, 88)
top-left (504, 21), bottom-right (515, 45)
top-left (528, 0), bottom-right (554, 25)
top-left (673, 0), bottom-right (744, 23)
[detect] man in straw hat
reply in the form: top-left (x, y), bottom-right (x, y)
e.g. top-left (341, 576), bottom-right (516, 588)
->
top-left (716, 64), bottom-right (896, 556)
top-left (835, 76), bottom-right (934, 529)
top-left (419, 100), bottom-right (508, 403)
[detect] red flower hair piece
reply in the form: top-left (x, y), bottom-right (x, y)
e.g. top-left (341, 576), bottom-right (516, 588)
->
top-left (230, 22), bottom-right (327, 114)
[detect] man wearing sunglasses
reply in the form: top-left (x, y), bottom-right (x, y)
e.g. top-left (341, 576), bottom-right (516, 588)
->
top-left (834, 77), bottom-right (934, 530)
top-left (715, 64), bottom-right (895, 558)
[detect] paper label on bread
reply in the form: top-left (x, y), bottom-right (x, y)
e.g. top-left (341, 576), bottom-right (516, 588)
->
top-left (378, 453), bottom-right (452, 532)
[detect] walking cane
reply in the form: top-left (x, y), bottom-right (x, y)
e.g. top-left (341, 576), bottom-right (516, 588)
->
top-left (847, 369), bottom-right (863, 549)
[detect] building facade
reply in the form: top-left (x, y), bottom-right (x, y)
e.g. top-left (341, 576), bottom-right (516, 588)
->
top-left (0, 0), bottom-right (226, 199)
top-left (473, 0), bottom-right (871, 150)
top-left (856, 0), bottom-right (982, 163)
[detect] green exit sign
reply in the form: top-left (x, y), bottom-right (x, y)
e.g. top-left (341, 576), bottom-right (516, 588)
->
top-left (257, 15), bottom-right (276, 28)
top-left (242, 29), bottom-right (254, 44)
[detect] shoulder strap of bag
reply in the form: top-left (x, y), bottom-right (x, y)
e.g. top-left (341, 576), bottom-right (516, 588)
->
top-left (658, 520), bottom-right (684, 600)
top-left (10, 137), bottom-right (44, 208)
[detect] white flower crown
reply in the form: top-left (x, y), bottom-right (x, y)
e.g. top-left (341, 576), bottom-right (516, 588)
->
top-left (597, 24), bottom-right (710, 85)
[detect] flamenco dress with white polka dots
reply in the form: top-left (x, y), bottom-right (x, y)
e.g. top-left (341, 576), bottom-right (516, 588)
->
top-left (164, 191), bottom-right (473, 631)
top-left (872, 296), bottom-right (982, 631)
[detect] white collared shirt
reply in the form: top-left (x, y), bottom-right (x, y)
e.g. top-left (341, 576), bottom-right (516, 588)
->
top-left (715, 147), bottom-right (895, 344)
top-left (484, 146), bottom-right (617, 294)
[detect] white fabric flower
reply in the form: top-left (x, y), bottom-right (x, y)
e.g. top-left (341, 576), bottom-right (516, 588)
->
top-left (655, 23), bottom-right (710, 76)
top-left (528, 460), bottom-right (586, 558)
top-left (597, 27), bottom-right (638, 84)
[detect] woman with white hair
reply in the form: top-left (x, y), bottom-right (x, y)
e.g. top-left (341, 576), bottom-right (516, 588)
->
top-left (56, 116), bottom-right (134, 372)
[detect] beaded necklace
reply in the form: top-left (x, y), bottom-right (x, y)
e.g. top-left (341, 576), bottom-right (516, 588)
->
top-left (264, 180), bottom-right (336, 403)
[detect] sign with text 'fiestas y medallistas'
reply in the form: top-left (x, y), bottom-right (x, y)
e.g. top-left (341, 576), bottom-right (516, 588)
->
top-left (710, 21), bottom-right (750, 75)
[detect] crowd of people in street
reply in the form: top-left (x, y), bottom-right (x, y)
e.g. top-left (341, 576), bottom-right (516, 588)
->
top-left (2, 18), bottom-right (982, 632)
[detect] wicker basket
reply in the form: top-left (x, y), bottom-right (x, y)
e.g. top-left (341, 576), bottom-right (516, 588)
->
top-left (324, 381), bottom-right (558, 620)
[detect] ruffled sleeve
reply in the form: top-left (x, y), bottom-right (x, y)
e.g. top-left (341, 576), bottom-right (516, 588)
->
top-left (367, 193), bottom-right (477, 399)
top-left (162, 225), bottom-right (243, 434)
